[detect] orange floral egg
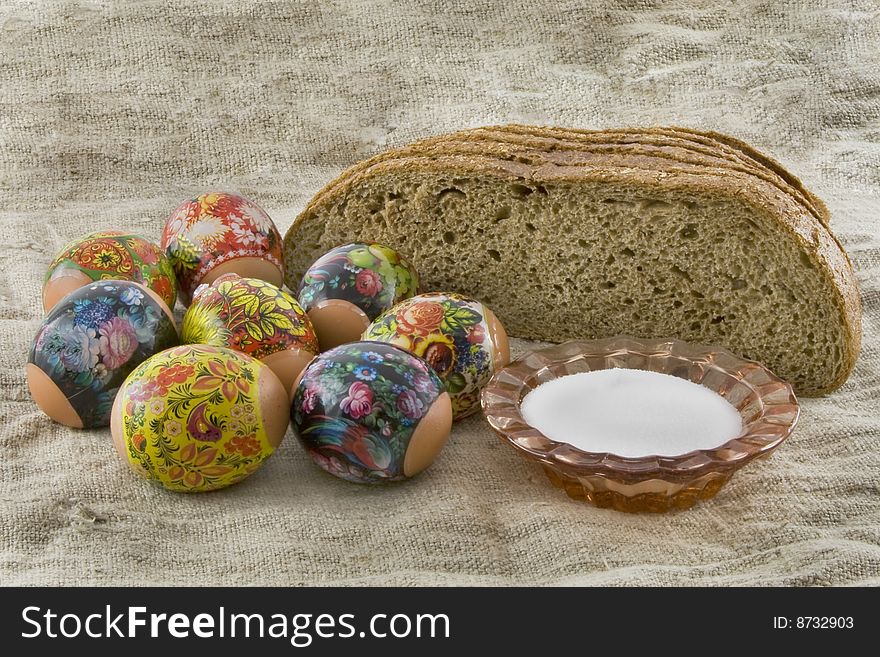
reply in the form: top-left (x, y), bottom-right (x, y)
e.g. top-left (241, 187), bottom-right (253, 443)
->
top-left (362, 292), bottom-right (511, 420)
top-left (43, 232), bottom-right (177, 311)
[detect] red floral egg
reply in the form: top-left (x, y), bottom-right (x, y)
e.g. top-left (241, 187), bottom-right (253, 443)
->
top-left (161, 192), bottom-right (283, 304)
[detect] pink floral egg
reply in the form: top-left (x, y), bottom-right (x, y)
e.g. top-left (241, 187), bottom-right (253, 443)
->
top-left (161, 192), bottom-right (284, 304)
top-left (291, 341), bottom-right (451, 484)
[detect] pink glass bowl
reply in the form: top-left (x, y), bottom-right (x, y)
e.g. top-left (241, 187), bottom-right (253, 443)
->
top-left (481, 336), bottom-right (799, 513)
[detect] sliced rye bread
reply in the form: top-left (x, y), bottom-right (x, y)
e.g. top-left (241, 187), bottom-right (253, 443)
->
top-left (286, 135), bottom-right (789, 273)
top-left (292, 134), bottom-right (806, 239)
top-left (284, 126), bottom-right (861, 395)
top-left (290, 127), bottom-right (830, 270)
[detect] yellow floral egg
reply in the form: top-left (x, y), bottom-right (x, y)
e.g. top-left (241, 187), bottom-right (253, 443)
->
top-left (181, 273), bottom-right (319, 396)
top-left (362, 292), bottom-right (510, 420)
top-left (110, 344), bottom-right (289, 492)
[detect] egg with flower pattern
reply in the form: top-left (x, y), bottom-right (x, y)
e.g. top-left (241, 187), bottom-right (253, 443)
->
top-left (161, 192), bottom-right (284, 304)
top-left (110, 344), bottom-right (290, 492)
top-left (43, 231), bottom-right (177, 312)
top-left (296, 243), bottom-right (420, 351)
top-left (181, 273), bottom-right (319, 396)
top-left (362, 292), bottom-right (510, 420)
top-left (291, 341), bottom-right (452, 484)
top-left (27, 281), bottom-right (179, 428)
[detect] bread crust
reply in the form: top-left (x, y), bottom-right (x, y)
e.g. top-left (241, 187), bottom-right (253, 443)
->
top-left (284, 127), bottom-right (861, 394)
top-left (495, 125), bottom-right (830, 227)
top-left (494, 124), bottom-right (829, 224)
top-left (291, 124), bottom-right (828, 235)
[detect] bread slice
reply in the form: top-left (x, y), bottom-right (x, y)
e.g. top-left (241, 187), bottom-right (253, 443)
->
top-left (283, 126), bottom-right (861, 395)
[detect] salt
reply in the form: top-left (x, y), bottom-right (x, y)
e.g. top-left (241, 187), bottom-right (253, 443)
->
top-left (520, 368), bottom-right (743, 458)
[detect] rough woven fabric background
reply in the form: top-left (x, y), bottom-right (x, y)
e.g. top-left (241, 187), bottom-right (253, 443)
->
top-left (1, 0), bottom-right (878, 586)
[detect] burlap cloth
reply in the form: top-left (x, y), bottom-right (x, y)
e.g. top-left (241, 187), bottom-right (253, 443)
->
top-left (1, 0), bottom-right (878, 586)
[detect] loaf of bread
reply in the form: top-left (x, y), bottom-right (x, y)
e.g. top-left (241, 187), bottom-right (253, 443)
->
top-left (283, 125), bottom-right (861, 395)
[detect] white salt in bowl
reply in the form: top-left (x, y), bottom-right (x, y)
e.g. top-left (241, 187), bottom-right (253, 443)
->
top-left (481, 336), bottom-right (799, 513)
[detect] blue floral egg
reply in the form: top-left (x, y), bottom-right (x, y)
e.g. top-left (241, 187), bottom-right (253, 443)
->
top-left (291, 341), bottom-right (452, 483)
top-left (27, 281), bottom-right (178, 428)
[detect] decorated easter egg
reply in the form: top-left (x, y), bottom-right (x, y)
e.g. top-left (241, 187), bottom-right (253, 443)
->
top-left (27, 281), bottom-right (178, 428)
top-left (296, 243), bottom-right (419, 351)
top-left (43, 231), bottom-right (177, 311)
top-left (181, 273), bottom-right (319, 395)
top-left (110, 344), bottom-right (289, 492)
top-left (161, 192), bottom-right (283, 304)
top-left (291, 341), bottom-right (452, 484)
top-left (362, 292), bottom-right (510, 420)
